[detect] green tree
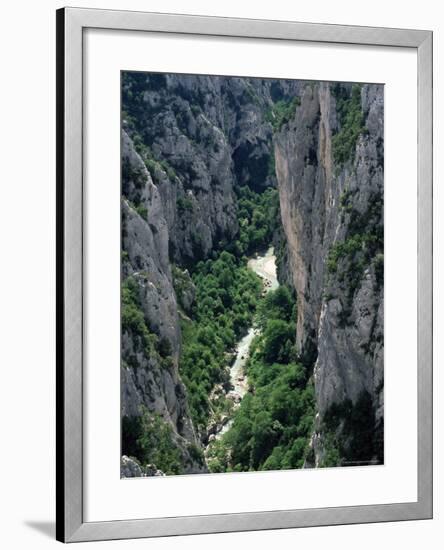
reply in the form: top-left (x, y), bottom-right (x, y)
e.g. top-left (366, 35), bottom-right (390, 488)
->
top-left (122, 408), bottom-right (183, 475)
top-left (262, 319), bottom-right (295, 363)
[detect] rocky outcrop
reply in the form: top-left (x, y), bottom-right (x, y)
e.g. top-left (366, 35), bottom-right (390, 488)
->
top-left (121, 456), bottom-right (165, 478)
top-left (172, 266), bottom-right (196, 314)
top-left (275, 82), bottom-right (384, 465)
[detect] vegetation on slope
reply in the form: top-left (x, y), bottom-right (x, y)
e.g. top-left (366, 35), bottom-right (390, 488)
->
top-left (122, 408), bottom-right (183, 475)
top-left (179, 251), bottom-right (262, 433)
top-left (266, 97), bottom-right (301, 132)
top-left (331, 83), bottom-right (367, 166)
top-left (178, 184), bottom-right (284, 434)
top-left (206, 286), bottom-right (315, 473)
top-left (326, 190), bottom-right (384, 315)
top-left (121, 278), bottom-right (188, 473)
top-left (121, 276), bottom-right (173, 370)
top-left (229, 186), bottom-right (280, 256)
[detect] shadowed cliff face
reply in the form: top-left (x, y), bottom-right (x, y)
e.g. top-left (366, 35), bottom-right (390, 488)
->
top-left (275, 82), bottom-right (384, 465)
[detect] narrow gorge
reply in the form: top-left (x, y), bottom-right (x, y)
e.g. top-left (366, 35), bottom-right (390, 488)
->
top-left (120, 73), bottom-right (384, 477)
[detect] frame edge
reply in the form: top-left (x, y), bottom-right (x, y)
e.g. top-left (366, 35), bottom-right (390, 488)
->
top-left (56, 6), bottom-right (66, 543)
top-left (417, 30), bottom-right (433, 520)
top-left (56, 7), bottom-right (434, 542)
top-left (56, 6), bottom-right (84, 543)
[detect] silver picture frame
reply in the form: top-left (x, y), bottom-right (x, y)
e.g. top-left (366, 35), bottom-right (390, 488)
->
top-left (56, 6), bottom-right (433, 543)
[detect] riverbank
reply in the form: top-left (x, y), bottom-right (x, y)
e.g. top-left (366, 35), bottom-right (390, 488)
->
top-left (248, 247), bottom-right (279, 292)
top-left (205, 247), bottom-right (278, 446)
top-left (205, 276), bottom-right (314, 473)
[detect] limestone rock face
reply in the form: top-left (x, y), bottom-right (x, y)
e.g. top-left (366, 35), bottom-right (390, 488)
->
top-left (121, 132), bottom-right (205, 474)
top-left (122, 73), bottom-right (300, 265)
top-left (275, 82), bottom-right (384, 464)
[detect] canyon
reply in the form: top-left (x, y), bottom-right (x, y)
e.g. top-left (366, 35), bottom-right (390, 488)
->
top-left (120, 73), bottom-right (384, 475)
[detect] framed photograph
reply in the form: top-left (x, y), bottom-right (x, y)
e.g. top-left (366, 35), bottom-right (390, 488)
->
top-left (56, 7), bottom-right (433, 543)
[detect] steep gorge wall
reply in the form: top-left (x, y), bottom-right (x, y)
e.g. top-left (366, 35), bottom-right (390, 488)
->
top-left (121, 131), bottom-right (205, 473)
top-left (122, 73), bottom-right (300, 266)
top-left (275, 83), bottom-right (384, 465)
top-left (121, 74), bottom-right (301, 473)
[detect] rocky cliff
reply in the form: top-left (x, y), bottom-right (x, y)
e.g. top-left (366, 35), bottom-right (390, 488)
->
top-left (275, 82), bottom-right (384, 465)
top-left (121, 130), bottom-right (206, 473)
top-left (122, 72), bottom-right (300, 265)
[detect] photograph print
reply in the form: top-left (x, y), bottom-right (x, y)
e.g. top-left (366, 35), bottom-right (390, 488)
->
top-left (120, 72), bottom-right (384, 478)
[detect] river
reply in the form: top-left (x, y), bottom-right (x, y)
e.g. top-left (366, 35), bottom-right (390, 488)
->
top-left (209, 246), bottom-right (278, 441)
